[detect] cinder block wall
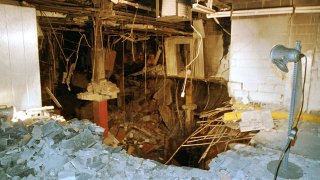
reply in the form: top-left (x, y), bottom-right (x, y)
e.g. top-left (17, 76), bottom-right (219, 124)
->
top-left (232, 0), bottom-right (319, 10)
top-left (228, 1), bottom-right (320, 113)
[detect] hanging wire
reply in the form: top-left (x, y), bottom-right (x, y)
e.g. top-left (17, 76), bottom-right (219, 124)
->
top-left (181, 25), bottom-right (203, 97)
top-left (41, 10), bottom-right (68, 71)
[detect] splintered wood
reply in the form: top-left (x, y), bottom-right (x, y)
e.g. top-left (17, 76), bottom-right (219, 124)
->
top-left (165, 106), bottom-right (254, 165)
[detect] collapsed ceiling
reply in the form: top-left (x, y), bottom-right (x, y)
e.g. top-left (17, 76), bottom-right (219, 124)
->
top-left (18, 0), bottom-right (231, 35)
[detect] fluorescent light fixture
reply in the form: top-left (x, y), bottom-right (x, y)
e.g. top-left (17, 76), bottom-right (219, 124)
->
top-left (192, 3), bottom-right (215, 14)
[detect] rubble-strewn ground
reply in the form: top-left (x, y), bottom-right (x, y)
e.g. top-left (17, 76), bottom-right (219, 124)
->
top-left (1, 116), bottom-right (319, 179)
top-left (253, 119), bottom-right (320, 160)
top-left (209, 119), bottom-right (320, 180)
top-left (0, 118), bottom-right (220, 179)
top-left (209, 143), bottom-right (320, 179)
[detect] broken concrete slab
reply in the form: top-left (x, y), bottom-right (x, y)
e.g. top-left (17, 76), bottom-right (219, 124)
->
top-left (58, 170), bottom-right (76, 180)
top-left (239, 110), bottom-right (274, 132)
top-left (60, 129), bottom-right (96, 153)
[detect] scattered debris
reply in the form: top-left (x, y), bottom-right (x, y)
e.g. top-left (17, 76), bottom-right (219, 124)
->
top-left (77, 80), bottom-right (120, 101)
top-left (165, 106), bottom-right (254, 167)
top-left (10, 106), bottom-right (65, 123)
top-left (45, 87), bottom-right (63, 109)
top-left (0, 118), bottom-right (220, 179)
top-left (103, 132), bottom-right (119, 148)
top-left (208, 144), bottom-right (320, 179)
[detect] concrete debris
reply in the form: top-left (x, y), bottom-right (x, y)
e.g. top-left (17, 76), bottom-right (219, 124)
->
top-left (239, 110), bottom-right (274, 132)
top-left (208, 144), bottom-right (320, 179)
top-left (13, 106), bottom-right (57, 122)
top-left (0, 118), bottom-right (220, 179)
top-left (77, 79), bottom-right (120, 101)
top-left (103, 132), bottom-right (119, 147)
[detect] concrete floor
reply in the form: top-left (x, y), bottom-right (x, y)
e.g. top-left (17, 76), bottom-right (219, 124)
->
top-left (208, 119), bottom-right (320, 179)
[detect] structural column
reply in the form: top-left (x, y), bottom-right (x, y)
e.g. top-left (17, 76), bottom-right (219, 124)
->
top-left (182, 80), bottom-right (197, 135)
top-left (92, 17), bottom-right (108, 137)
top-left (93, 101), bottom-right (108, 137)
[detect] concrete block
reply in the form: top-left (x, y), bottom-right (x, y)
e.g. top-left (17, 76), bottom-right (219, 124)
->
top-left (228, 82), bottom-right (242, 91)
top-left (263, 0), bottom-right (281, 8)
top-left (249, 92), bottom-right (283, 104)
top-left (0, 138), bottom-right (7, 147)
top-left (258, 84), bottom-right (284, 93)
top-left (295, 25), bottom-right (318, 35)
top-left (43, 154), bottom-right (67, 173)
top-left (58, 171), bottom-right (76, 180)
top-left (31, 125), bottom-right (42, 140)
top-left (294, 0), bottom-right (320, 6)
top-left (41, 121), bottom-right (63, 138)
top-left (281, 0), bottom-right (292, 6)
top-left (230, 67), bottom-right (272, 83)
top-left (311, 14), bottom-right (320, 24)
top-left (243, 83), bottom-right (259, 91)
top-left (60, 129), bottom-right (96, 153)
top-left (232, 90), bottom-right (249, 98)
top-left (293, 14), bottom-right (312, 25)
top-left (246, 1), bottom-right (263, 9)
top-left (233, 2), bottom-right (247, 10)
top-left (231, 59), bottom-right (270, 68)
top-left (265, 76), bottom-right (284, 84)
top-left (231, 90), bottom-right (250, 104)
top-left (6, 164), bottom-right (34, 178)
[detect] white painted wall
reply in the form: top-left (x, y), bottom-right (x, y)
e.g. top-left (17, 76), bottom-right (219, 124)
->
top-left (228, 14), bottom-right (320, 113)
top-left (0, 4), bottom-right (41, 110)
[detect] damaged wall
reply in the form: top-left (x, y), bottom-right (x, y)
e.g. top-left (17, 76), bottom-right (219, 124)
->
top-left (0, 4), bottom-right (41, 110)
top-left (204, 19), bottom-right (230, 80)
top-left (228, 12), bottom-right (320, 112)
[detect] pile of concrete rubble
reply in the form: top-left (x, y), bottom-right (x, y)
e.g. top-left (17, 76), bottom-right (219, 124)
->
top-left (0, 118), bottom-right (220, 179)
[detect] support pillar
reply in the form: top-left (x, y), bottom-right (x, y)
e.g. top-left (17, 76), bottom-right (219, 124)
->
top-left (92, 16), bottom-right (108, 137)
top-left (182, 104), bottom-right (197, 135)
top-left (76, 0), bottom-right (119, 138)
top-left (182, 81), bottom-right (197, 135)
top-left (93, 101), bottom-right (108, 137)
